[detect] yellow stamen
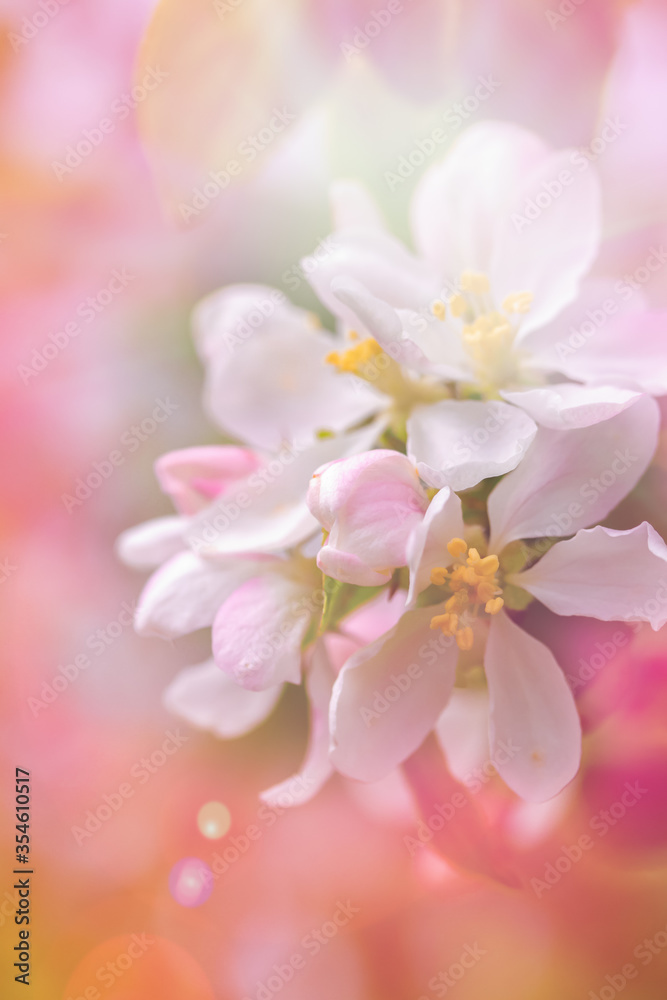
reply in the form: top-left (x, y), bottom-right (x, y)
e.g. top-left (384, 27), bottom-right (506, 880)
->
top-left (476, 580), bottom-right (497, 603)
top-left (431, 299), bottom-right (447, 321)
top-left (445, 592), bottom-right (469, 613)
top-left (466, 547), bottom-right (481, 564)
top-left (430, 613), bottom-right (459, 636)
top-left (430, 567), bottom-right (449, 586)
top-left (460, 271), bottom-right (490, 295)
top-left (456, 626), bottom-right (474, 651)
top-left (449, 293), bottom-right (467, 318)
top-left (447, 537), bottom-right (468, 559)
top-left (485, 597), bottom-right (505, 615)
top-left (325, 338), bottom-right (382, 374)
top-left (476, 554), bottom-right (499, 576)
top-left (502, 292), bottom-right (533, 314)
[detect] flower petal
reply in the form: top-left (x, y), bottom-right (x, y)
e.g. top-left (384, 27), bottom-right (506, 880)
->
top-left (488, 395), bottom-right (660, 551)
top-left (155, 445), bottom-right (261, 514)
top-left (406, 487), bottom-right (464, 606)
top-left (261, 640), bottom-right (335, 807)
top-left (514, 523), bottom-right (667, 630)
top-left (329, 604), bottom-right (457, 782)
top-left (501, 383), bottom-right (643, 430)
top-left (163, 659), bottom-right (282, 738)
top-left (309, 449), bottom-right (428, 582)
top-left (135, 551), bottom-right (265, 639)
top-left (485, 612), bottom-right (581, 802)
top-left (187, 426), bottom-right (381, 557)
top-left (212, 573), bottom-right (311, 690)
top-left (196, 287), bottom-right (382, 449)
top-left (534, 308), bottom-right (667, 397)
top-left (116, 516), bottom-right (186, 570)
top-left (407, 399), bottom-right (537, 492)
top-left (304, 227), bottom-right (438, 326)
top-left (491, 150), bottom-right (602, 339)
top-left (410, 121), bottom-right (551, 278)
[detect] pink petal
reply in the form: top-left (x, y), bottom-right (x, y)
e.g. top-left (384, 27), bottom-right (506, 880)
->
top-left (485, 612), bottom-right (581, 802)
top-left (515, 523), bottom-right (667, 630)
top-left (329, 604), bottom-right (457, 782)
top-left (406, 487), bottom-right (464, 606)
top-left (212, 574), bottom-right (312, 690)
top-left (135, 551), bottom-right (265, 639)
top-left (155, 445), bottom-right (261, 514)
top-left (261, 640), bottom-right (334, 807)
top-left (488, 394), bottom-right (660, 551)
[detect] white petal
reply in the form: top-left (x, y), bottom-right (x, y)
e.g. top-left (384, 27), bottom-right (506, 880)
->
top-left (115, 516), bottom-right (186, 570)
top-left (331, 276), bottom-right (430, 372)
top-left (488, 394), bottom-right (660, 551)
top-left (407, 399), bottom-right (537, 493)
top-left (435, 688), bottom-right (491, 785)
top-left (304, 227), bottom-right (438, 326)
top-left (163, 659), bottom-right (282, 738)
top-left (186, 425), bottom-right (381, 558)
top-left (203, 324), bottom-right (382, 450)
top-left (411, 121), bottom-right (551, 278)
top-left (329, 604), bottom-right (457, 782)
top-left (193, 284), bottom-right (308, 362)
top-left (212, 573), bottom-right (311, 690)
top-left (261, 641), bottom-right (334, 807)
top-left (501, 383), bottom-right (643, 430)
top-left (135, 551), bottom-right (263, 639)
top-left (406, 487), bottom-right (464, 606)
top-left (485, 612), bottom-right (581, 802)
top-left (534, 307), bottom-right (667, 397)
top-left (515, 523), bottom-right (667, 630)
top-left (397, 309), bottom-right (473, 380)
top-left (491, 150), bottom-right (602, 339)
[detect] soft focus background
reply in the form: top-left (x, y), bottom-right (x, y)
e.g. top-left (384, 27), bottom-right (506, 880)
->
top-left (2, 0), bottom-right (667, 997)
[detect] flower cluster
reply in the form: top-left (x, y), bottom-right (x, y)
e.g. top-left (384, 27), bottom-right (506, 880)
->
top-left (120, 121), bottom-right (667, 808)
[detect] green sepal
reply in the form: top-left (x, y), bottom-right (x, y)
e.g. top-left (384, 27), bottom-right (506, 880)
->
top-left (316, 576), bottom-right (385, 637)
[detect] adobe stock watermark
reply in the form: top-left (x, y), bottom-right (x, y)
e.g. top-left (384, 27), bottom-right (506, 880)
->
top-left (179, 107), bottom-right (296, 223)
top-left (512, 117), bottom-right (627, 233)
top-left (554, 245), bottom-right (667, 361)
top-left (61, 397), bottom-right (179, 513)
top-left (52, 68), bottom-right (169, 180)
top-left (530, 780), bottom-right (648, 898)
top-left (546, 0), bottom-right (588, 31)
top-left (65, 934), bottom-right (155, 1000)
top-left (404, 742), bottom-right (521, 857)
top-left (536, 446), bottom-right (642, 540)
top-left (241, 900), bottom-right (360, 1000)
top-left (189, 440), bottom-right (305, 553)
top-left (197, 774), bottom-right (317, 885)
top-left (28, 601), bottom-right (137, 717)
top-left (385, 76), bottom-right (501, 191)
top-left (588, 921), bottom-right (667, 1000)
top-left (18, 268), bottom-right (135, 384)
top-left (418, 943), bottom-right (487, 999)
top-left (0, 557), bottom-right (17, 584)
top-left (71, 730), bottom-right (190, 845)
top-left (8, 0), bottom-right (70, 52)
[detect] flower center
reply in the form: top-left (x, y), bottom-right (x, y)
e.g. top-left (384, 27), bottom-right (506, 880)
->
top-left (433, 271), bottom-right (533, 392)
top-left (325, 335), bottom-right (383, 374)
top-left (429, 536), bottom-right (504, 650)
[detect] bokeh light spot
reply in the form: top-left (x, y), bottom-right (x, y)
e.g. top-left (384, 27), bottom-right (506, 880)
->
top-left (197, 800), bottom-right (231, 839)
top-left (168, 857), bottom-right (213, 908)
